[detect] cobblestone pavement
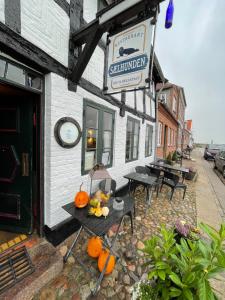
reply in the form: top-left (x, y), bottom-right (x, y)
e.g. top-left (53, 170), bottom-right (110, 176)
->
top-left (33, 176), bottom-right (197, 300)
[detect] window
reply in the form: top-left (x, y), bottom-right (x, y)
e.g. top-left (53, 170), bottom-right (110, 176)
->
top-left (98, 0), bottom-right (108, 12)
top-left (126, 117), bottom-right (140, 162)
top-left (145, 124), bottom-right (153, 157)
top-left (158, 122), bottom-right (163, 146)
top-left (168, 128), bottom-right (171, 146)
top-left (82, 100), bottom-right (114, 174)
top-left (159, 93), bottom-right (167, 104)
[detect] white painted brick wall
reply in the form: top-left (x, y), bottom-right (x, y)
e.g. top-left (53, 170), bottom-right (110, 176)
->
top-left (20, 0), bottom-right (70, 66)
top-left (44, 73), bottom-right (155, 228)
top-left (83, 0), bottom-right (97, 23)
top-left (0, 0), bottom-right (4, 23)
top-left (83, 46), bottom-right (104, 88)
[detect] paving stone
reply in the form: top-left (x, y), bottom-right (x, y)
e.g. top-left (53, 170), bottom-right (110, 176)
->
top-left (123, 275), bottom-right (131, 285)
top-left (33, 181), bottom-right (197, 300)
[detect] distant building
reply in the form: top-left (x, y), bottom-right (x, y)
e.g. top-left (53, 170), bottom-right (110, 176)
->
top-left (156, 83), bottom-right (187, 158)
top-left (183, 120), bottom-right (194, 149)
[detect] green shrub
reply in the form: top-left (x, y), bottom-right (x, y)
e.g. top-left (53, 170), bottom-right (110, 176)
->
top-left (139, 223), bottom-right (225, 300)
top-left (166, 152), bottom-right (172, 165)
top-left (172, 151), bottom-right (178, 161)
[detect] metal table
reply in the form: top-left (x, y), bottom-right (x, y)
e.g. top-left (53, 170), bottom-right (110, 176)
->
top-left (62, 195), bottom-right (134, 295)
top-left (124, 172), bottom-right (158, 207)
top-left (149, 162), bottom-right (189, 182)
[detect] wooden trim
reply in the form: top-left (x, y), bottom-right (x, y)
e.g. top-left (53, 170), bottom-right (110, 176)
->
top-left (54, 0), bottom-right (70, 16)
top-left (5, 0), bottom-right (21, 34)
top-left (0, 22), bottom-right (68, 77)
top-left (0, 22), bottom-right (155, 123)
top-left (79, 78), bottom-right (155, 122)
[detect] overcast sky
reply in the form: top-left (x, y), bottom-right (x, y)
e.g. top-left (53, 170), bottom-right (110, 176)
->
top-left (155, 0), bottom-right (225, 144)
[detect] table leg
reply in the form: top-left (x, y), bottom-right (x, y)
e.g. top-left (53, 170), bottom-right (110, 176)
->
top-left (147, 187), bottom-right (153, 207)
top-left (63, 226), bottom-right (83, 263)
top-left (92, 216), bottom-right (125, 296)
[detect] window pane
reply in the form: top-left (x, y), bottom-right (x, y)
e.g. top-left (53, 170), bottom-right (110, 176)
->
top-left (27, 73), bottom-right (42, 90)
top-left (103, 131), bottom-right (111, 148)
top-left (103, 112), bottom-right (112, 131)
top-left (84, 151), bottom-right (96, 171)
top-left (0, 59), bottom-right (6, 77)
top-left (127, 120), bottom-right (133, 133)
top-left (6, 63), bottom-right (26, 85)
top-left (86, 129), bottom-right (97, 149)
top-left (133, 147), bottom-right (138, 159)
top-left (102, 151), bottom-right (111, 166)
top-left (134, 122), bottom-right (139, 135)
top-left (133, 135), bottom-right (139, 148)
top-left (86, 106), bottom-right (98, 129)
top-left (126, 147), bottom-right (132, 161)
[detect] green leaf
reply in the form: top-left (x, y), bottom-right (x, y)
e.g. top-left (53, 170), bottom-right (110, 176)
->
top-left (199, 223), bottom-right (221, 242)
top-left (183, 273), bottom-right (195, 285)
top-left (183, 288), bottom-right (194, 300)
top-left (156, 261), bottom-right (169, 270)
top-left (169, 273), bottom-right (184, 288)
top-left (162, 286), bottom-right (170, 300)
top-left (158, 270), bottom-right (166, 280)
top-left (148, 270), bottom-right (156, 280)
top-left (169, 287), bottom-right (182, 297)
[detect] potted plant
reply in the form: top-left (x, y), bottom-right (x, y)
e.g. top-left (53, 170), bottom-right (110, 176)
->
top-left (166, 152), bottom-right (173, 165)
top-left (172, 151), bottom-right (178, 163)
top-left (185, 167), bottom-right (197, 181)
top-left (132, 222), bottom-right (225, 300)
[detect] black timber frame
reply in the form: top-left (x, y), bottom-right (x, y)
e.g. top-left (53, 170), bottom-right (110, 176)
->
top-left (69, 0), bottom-right (165, 84)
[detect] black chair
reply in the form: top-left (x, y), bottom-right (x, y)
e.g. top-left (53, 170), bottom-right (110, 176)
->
top-left (99, 179), bottom-right (134, 233)
top-left (146, 166), bottom-right (162, 197)
top-left (135, 166), bottom-right (149, 175)
top-left (160, 171), bottom-right (187, 201)
top-left (134, 166), bottom-right (150, 193)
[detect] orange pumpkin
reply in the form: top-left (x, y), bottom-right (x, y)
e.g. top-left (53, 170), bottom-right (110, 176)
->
top-left (87, 236), bottom-right (103, 258)
top-left (98, 249), bottom-right (115, 275)
top-left (74, 183), bottom-right (89, 208)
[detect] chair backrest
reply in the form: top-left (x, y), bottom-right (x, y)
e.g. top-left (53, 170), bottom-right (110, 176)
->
top-left (163, 171), bottom-right (180, 185)
top-left (135, 166), bottom-right (148, 175)
top-left (99, 179), bottom-right (117, 196)
top-left (146, 166), bottom-right (161, 178)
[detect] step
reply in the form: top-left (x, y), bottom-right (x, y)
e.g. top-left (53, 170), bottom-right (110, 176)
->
top-left (0, 240), bottom-right (63, 300)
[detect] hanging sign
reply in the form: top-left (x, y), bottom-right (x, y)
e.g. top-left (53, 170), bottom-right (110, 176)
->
top-left (104, 19), bottom-right (153, 94)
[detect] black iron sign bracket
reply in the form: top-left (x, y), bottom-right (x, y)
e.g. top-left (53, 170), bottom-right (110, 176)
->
top-left (69, 0), bottom-right (164, 85)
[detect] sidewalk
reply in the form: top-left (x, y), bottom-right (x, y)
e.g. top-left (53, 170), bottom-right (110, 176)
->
top-left (192, 148), bottom-right (225, 298)
top-left (193, 149), bottom-right (224, 227)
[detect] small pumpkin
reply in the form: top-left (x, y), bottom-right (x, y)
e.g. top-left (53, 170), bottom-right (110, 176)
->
top-left (98, 249), bottom-right (115, 275)
top-left (74, 183), bottom-right (89, 208)
top-left (87, 236), bottom-right (103, 258)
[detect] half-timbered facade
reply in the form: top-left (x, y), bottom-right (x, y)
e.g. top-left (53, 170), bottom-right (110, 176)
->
top-left (0, 0), bottom-right (164, 236)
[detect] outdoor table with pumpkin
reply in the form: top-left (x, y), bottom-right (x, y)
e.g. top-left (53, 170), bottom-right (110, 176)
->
top-left (62, 194), bottom-right (134, 295)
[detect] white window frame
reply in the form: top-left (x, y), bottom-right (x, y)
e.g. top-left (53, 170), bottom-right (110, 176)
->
top-left (158, 122), bottom-right (163, 146)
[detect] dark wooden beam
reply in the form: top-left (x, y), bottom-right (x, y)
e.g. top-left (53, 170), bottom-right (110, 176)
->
top-left (5, 0), bottom-right (21, 34)
top-left (69, 24), bottom-right (104, 84)
top-left (0, 22), bottom-right (67, 77)
top-left (68, 0), bottom-right (83, 90)
top-left (54, 0), bottom-right (70, 16)
top-left (79, 77), bottom-right (155, 122)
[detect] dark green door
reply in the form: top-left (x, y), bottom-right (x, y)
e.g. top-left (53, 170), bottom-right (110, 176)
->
top-left (0, 97), bottom-right (33, 234)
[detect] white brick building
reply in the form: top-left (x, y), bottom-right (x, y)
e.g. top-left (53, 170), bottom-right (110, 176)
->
top-left (0, 0), bottom-right (164, 239)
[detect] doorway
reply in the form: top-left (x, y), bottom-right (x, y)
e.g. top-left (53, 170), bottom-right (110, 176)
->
top-left (0, 83), bottom-right (41, 238)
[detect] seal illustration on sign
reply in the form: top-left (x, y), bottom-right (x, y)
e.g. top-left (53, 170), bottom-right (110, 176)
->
top-left (118, 47), bottom-right (139, 57)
